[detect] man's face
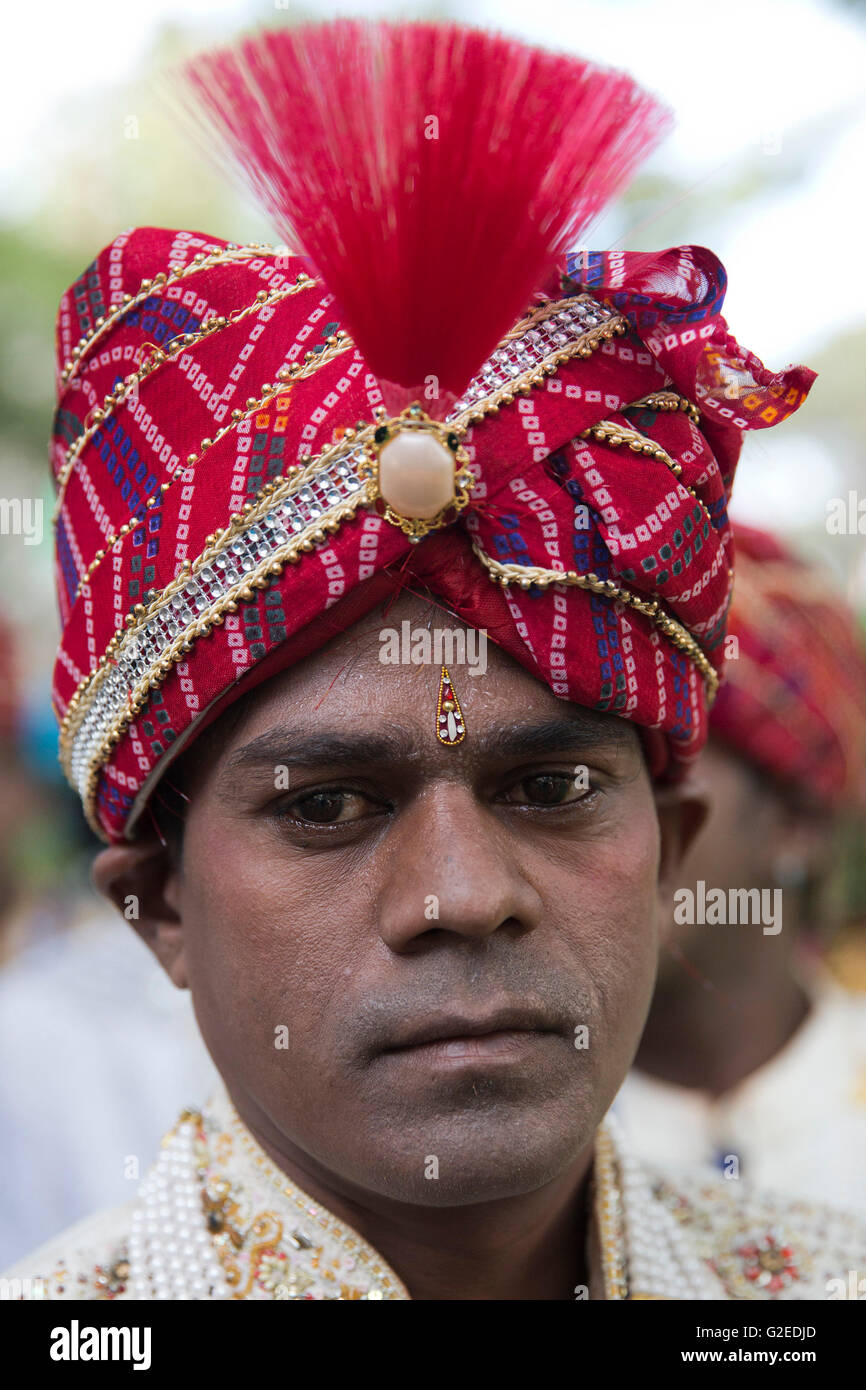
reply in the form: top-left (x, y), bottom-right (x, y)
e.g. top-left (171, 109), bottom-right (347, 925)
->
top-left (110, 593), bottom-right (683, 1208)
top-left (657, 739), bottom-right (834, 981)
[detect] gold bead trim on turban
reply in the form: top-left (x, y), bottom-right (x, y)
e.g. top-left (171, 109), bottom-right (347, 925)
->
top-left (61, 446), bottom-right (379, 836)
top-left (450, 297), bottom-right (627, 422)
top-left (74, 330), bottom-right (352, 591)
top-left (583, 419), bottom-right (686, 474)
top-left (628, 390), bottom-right (701, 425)
top-left (579, 418), bottom-right (716, 535)
top-left (53, 270), bottom-right (320, 521)
top-left (469, 542), bottom-right (720, 703)
top-left (59, 292), bottom-right (624, 790)
top-left (59, 289), bottom-right (626, 613)
top-left (57, 292), bottom-right (687, 840)
top-left (59, 241), bottom-right (280, 387)
top-left (58, 328), bottom-right (352, 596)
top-left (54, 277), bottom-right (623, 592)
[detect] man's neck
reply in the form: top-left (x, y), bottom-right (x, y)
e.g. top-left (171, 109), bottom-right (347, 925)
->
top-left (330, 1160), bottom-right (594, 1301)
top-left (229, 1092), bottom-right (594, 1300)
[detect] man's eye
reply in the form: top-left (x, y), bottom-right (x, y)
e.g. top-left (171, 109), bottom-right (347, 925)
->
top-left (280, 790), bottom-right (372, 825)
top-left (505, 773), bottom-right (593, 807)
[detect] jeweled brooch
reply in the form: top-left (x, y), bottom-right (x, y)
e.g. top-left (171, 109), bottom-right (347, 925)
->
top-left (359, 402), bottom-right (475, 542)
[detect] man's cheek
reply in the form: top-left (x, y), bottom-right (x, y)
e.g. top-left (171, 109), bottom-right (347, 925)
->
top-left (592, 862), bottom-right (658, 945)
top-left (185, 907), bottom-right (338, 1066)
top-left (583, 883), bottom-right (658, 1016)
top-left (190, 858), bottom-right (295, 956)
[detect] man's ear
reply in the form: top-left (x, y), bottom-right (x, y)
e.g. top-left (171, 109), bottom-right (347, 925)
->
top-left (90, 832), bottom-right (188, 989)
top-left (653, 776), bottom-right (710, 901)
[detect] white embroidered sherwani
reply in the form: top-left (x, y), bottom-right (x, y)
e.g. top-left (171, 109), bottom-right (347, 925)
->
top-left (4, 1080), bottom-right (865, 1301)
top-left (615, 977), bottom-right (866, 1215)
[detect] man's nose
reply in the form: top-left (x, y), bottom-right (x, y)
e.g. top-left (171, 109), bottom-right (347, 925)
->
top-left (375, 782), bottom-right (544, 951)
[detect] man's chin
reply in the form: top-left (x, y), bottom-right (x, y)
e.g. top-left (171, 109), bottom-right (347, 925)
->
top-left (333, 1087), bottom-right (598, 1208)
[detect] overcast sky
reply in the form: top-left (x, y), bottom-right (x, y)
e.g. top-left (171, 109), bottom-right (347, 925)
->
top-left (4, 0), bottom-right (865, 365)
top-left (4, 0), bottom-right (865, 547)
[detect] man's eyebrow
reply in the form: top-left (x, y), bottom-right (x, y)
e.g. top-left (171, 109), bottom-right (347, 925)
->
top-left (220, 714), bottom-right (634, 782)
top-left (222, 730), bottom-right (415, 777)
top-left (476, 717), bottom-right (635, 760)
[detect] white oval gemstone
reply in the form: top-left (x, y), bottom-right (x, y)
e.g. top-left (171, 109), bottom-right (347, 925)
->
top-left (378, 430), bottom-right (455, 520)
top-left (447, 712), bottom-right (458, 741)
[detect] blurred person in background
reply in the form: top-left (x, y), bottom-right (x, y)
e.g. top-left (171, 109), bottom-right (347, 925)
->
top-left (0, 617), bottom-right (59, 966)
top-left (616, 523), bottom-right (866, 1212)
top-left (0, 640), bottom-right (217, 1270)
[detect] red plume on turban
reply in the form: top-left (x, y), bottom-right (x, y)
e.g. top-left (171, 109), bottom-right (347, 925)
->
top-left (176, 20), bottom-right (672, 416)
top-left (50, 22), bottom-right (814, 842)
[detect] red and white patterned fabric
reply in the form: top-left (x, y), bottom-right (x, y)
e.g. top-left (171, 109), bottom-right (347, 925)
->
top-left (50, 228), bottom-right (813, 842)
top-left (711, 523), bottom-right (866, 811)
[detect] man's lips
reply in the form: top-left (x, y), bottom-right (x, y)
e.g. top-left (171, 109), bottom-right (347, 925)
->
top-left (379, 1005), bottom-right (564, 1055)
top-left (394, 1029), bottom-right (552, 1063)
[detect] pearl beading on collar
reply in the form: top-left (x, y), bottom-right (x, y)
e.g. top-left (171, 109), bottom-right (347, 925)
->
top-left (128, 1117), bottom-right (230, 1300)
top-left (608, 1114), bottom-right (721, 1299)
top-left (127, 1103), bottom-right (409, 1300)
top-left (123, 1098), bottom-right (723, 1301)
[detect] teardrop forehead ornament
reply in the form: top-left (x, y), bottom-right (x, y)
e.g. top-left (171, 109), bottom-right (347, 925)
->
top-left (436, 666), bottom-right (466, 745)
top-left (360, 403), bottom-right (475, 542)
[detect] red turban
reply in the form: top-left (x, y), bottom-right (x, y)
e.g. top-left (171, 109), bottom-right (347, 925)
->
top-left (50, 230), bottom-right (814, 842)
top-left (711, 523), bottom-right (866, 810)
